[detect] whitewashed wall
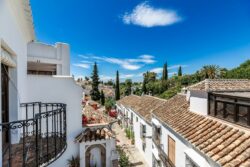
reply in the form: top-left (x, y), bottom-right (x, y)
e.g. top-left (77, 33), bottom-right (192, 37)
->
top-left (0, 0), bottom-right (34, 166)
top-left (27, 42), bottom-right (70, 75)
top-left (26, 75), bottom-right (83, 167)
top-left (153, 116), bottom-right (213, 167)
top-left (79, 138), bottom-right (116, 167)
top-left (189, 90), bottom-right (208, 116)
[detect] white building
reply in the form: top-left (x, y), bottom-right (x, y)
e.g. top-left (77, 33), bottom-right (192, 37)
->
top-left (116, 95), bottom-right (165, 166)
top-left (117, 79), bottom-right (250, 167)
top-left (75, 125), bottom-right (118, 167)
top-left (0, 0), bottom-right (83, 167)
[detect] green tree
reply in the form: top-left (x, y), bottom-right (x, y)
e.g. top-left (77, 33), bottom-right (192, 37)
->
top-left (115, 71), bottom-right (120, 100)
top-left (178, 66), bottom-right (182, 77)
top-left (144, 71), bottom-right (157, 83)
top-left (124, 79), bottom-right (132, 96)
top-left (100, 90), bottom-right (105, 105)
top-left (105, 97), bottom-right (115, 112)
top-left (201, 65), bottom-right (219, 79)
top-left (225, 60), bottom-right (250, 79)
top-left (162, 62), bottom-right (168, 80)
top-left (90, 62), bottom-right (100, 101)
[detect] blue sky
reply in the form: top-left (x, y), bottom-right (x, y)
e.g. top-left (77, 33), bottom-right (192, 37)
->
top-left (30, 0), bottom-right (250, 81)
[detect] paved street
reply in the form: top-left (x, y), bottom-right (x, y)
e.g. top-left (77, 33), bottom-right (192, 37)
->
top-left (113, 124), bottom-right (149, 167)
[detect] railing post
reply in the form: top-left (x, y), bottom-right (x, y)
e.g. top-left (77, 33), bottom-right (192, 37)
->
top-left (35, 116), bottom-right (39, 167)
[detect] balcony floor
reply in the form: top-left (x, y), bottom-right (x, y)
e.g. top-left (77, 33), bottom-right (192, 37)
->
top-left (3, 136), bottom-right (65, 167)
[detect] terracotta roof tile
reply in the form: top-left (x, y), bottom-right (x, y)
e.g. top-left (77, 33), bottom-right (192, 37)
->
top-left (117, 95), bottom-right (164, 122)
top-left (187, 79), bottom-right (250, 92)
top-left (117, 92), bottom-right (250, 167)
top-left (152, 94), bottom-right (250, 167)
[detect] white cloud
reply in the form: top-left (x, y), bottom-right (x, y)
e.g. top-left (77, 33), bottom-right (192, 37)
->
top-left (73, 63), bottom-right (90, 69)
top-left (78, 54), bottom-right (90, 59)
top-left (168, 64), bottom-right (188, 70)
top-left (120, 74), bottom-right (135, 79)
top-left (122, 2), bottom-right (181, 28)
top-left (87, 54), bottom-right (156, 70)
top-left (150, 67), bottom-right (162, 73)
top-left (81, 60), bottom-right (93, 64)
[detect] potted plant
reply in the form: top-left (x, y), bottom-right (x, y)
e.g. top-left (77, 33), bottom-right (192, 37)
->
top-left (67, 156), bottom-right (80, 167)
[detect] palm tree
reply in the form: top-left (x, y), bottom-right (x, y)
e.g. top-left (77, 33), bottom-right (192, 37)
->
top-left (200, 65), bottom-right (219, 79)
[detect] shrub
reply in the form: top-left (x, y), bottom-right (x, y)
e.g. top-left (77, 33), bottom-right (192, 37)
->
top-left (117, 146), bottom-right (130, 167)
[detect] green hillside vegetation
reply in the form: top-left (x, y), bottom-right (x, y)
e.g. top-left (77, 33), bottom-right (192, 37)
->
top-left (119, 59), bottom-right (250, 100)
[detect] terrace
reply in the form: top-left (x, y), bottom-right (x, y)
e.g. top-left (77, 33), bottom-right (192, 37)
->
top-left (1, 102), bottom-right (67, 167)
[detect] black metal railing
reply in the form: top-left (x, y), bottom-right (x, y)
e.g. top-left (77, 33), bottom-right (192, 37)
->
top-left (0, 102), bottom-right (67, 167)
top-left (156, 144), bottom-right (175, 167)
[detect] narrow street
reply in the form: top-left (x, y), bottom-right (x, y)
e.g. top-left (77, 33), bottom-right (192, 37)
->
top-left (113, 123), bottom-right (149, 167)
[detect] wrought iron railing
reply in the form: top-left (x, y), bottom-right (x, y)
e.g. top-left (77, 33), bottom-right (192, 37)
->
top-left (0, 102), bottom-right (67, 167)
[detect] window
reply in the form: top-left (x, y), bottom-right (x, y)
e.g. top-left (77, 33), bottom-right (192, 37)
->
top-left (185, 156), bottom-right (199, 167)
top-left (136, 117), bottom-right (138, 122)
top-left (131, 112), bottom-right (133, 123)
top-left (140, 124), bottom-right (146, 138)
top-left (142, 142), bottom-right (146, 152)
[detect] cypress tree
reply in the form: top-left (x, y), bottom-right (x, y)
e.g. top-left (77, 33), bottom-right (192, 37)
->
top-left (178, 66), bottom-right (182, 77)
top-left (90, 62), bottom-right (100, 101)
top-left (115, 71), bottom-right (120, 100)
top-left (162, 62), bottom-right (168, 80)
top-left (142, 77), bottom-right (147, 94)
top-left (100, 90), bottom-right (105, 105)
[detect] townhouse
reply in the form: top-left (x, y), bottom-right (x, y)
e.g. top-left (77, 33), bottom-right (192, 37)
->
top-left (117, 79), bottom-right (250, 167)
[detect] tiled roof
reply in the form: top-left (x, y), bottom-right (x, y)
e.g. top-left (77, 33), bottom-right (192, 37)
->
top-left (75, 128), bottom-right (113, 143)
top-left (152, 94), bottom-right (250, 167)
top-left (117, 95), bottom-right (164, 122)
top-left (187, 79), bottom-right (250, 92)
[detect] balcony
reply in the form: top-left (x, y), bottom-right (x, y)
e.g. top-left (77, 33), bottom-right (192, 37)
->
top-left (0, 102), bottom-right (67, 167)
top-left (156, 144), bottom-right (175, 167)
top-left (208, 92), bottom-right (250, 128)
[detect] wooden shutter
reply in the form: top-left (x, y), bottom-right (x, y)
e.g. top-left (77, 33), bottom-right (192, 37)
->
top-left (168, 136), bottom-right (175, 165)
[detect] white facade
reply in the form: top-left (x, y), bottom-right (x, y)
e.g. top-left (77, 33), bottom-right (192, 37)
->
top-left (116, 104), bottom-right (152, 166)
top-left (116, 91), bottom-right (220, 167)
top-left (0, 0), bottom-right (83, 166)
top-left (79, 133), bottom-right (117, 167)
top-left (189, 90), bottom-right (208, 116)
top-left (151, 117), bottom-right (212, 167)
top-left (27, 42), bottom-right (70, 75)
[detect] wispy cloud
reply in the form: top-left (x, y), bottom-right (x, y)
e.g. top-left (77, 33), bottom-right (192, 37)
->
top-left (80, 54), bottom-right (156, 70)
top-left (73, 63), bottom-right (91, 69)
top-left (122, 2), bottom-right (182, 28)
top-left (150, 67), bottom-right (162, 74)
top-left (168, 64), bottom-right (188, 70)
top-left (149, 65), bottom-right (188, 74)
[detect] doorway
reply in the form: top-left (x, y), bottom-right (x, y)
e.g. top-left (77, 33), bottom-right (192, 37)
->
top-left (1, 63), bottom-right (9, 148)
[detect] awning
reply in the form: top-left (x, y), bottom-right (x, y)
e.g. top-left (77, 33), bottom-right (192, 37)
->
top-left (1, 49), bottom-right (16, 67)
